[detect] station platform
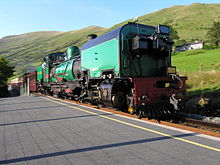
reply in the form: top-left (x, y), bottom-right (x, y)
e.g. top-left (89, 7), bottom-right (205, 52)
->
top-left (0, 95), bottom-right (219, 165)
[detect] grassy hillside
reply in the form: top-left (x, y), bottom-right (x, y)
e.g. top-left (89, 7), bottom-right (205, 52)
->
top-left (0, 26), bottom-right (106, 75)
top-left (0, 3), bottom-right (220, 77)
top-left (173, 49), bottom-right (220, 73)
top-left (172, 49), bottom-right (220, 94)
top-left (109, 3), bottom-right (220, 41)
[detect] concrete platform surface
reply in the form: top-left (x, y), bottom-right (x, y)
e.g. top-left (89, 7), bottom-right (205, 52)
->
top-left (0, 95), bottom-right (219, 165)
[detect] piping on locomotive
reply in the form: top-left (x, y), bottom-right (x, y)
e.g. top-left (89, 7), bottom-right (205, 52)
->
top-left (36, 22), bottom-right (187, 119)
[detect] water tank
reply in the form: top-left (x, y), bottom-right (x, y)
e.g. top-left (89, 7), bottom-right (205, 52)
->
top-left (66, 46), bottom-right (80, 60)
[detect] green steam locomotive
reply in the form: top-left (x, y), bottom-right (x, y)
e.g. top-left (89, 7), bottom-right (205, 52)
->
top-left (36, 22), bottom-right (187, 119)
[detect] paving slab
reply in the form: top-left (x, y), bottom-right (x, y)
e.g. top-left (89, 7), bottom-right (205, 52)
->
top-left (0, 95), bottom-right (219, 165)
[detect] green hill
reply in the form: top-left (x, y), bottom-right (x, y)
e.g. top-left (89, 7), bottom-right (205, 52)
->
top-left (0, 3), bottom-right (220, 77)
top-left (110, 3), bottom-right (220, 41)
top-left (0, 26), bottom-right (106, 75)
top-left (173, 49), bottom-right (220, 73)
top-left (172, 49), bottom-right (220, 94)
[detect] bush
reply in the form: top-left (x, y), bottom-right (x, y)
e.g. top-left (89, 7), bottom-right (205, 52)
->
top-left (203, 44), bottom-right (219, 50)
top-left (0, 57), bottom-right (15, 86)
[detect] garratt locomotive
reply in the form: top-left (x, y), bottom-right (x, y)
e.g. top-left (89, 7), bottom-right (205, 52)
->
top-left (36, 22), bottom-right (187, 119)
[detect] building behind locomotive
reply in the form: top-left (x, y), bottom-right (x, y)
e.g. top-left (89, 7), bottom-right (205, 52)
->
top-left (19, 71), bottom-right (37, 95)
top-left (81, 23), bottom-right (187, 119)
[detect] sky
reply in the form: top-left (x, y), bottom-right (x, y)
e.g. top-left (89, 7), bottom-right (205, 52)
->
top-left (0, 0), bottom-right (219, 39)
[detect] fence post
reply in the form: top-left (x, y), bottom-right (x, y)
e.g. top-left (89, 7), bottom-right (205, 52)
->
top-left (27, 78), bottom-right (30, 96)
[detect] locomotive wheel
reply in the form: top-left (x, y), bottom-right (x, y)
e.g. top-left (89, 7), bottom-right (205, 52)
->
top-left (112, 91), bottom-right (127, 111)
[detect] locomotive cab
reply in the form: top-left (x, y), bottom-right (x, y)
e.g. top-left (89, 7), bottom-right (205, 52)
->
top-left (118, 23), bottom-right (174, 77)
top-left (132, 24), bottom-right (172, 57)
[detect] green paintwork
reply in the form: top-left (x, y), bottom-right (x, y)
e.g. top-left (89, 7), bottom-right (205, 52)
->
top-left (52, 59), bottom-right (76, 82)
top-left (38, 23), bottom-right (172, 83)
top-left (81, 24), bottom-right (171, 79)
top-left (82, 38), bottom-right (119, 78)
top-left (42, 52), bottom-right (66, 83)
top-left (36, 65), bottom-right (43, 83)
top-left (45, 67), bottom-right (50, 82)
top-left (42, 55), bottom-right (51, 83)
top-left (66, 46), bottom-right (80, 60)
top-left (120, 25), bottom-right (171, 77)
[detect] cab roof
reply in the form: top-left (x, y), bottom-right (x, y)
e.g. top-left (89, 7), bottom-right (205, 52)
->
top-left (81, 23), bottom-right (155, 51)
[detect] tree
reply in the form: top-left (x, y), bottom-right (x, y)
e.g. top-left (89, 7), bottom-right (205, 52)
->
top-left (175, 39), bottom-right (187, 46)
top-left (169, 26), bottom-right (180, 41)
top-left (206, 21), bottom-right (220, 46)
top-left (163, 21), bottom-right (180, 41)
top-left (0, 57), bottom-right (15, 86)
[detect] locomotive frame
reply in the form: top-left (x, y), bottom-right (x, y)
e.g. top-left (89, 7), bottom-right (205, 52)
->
top-left (25, 22), bottom-right (187, 120)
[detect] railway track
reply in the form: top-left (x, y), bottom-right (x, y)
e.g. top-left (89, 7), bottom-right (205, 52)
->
top-left (180, 118), bottom-right (220, 133)
top-left (33, 92), bottom-right (220, 137)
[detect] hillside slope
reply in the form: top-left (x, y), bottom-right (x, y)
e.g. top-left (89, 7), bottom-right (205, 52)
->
top-left (0, 26), bottom-right (106, 75)
top-left (172, 49), bottom-right (220, 94)
top-left (109, 3), bottom-right (220, 41)
top-left (0, 3), bottom-right (220, 76)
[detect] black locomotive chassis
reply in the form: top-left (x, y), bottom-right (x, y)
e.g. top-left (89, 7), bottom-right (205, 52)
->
top-left (37, 75), bottom-right (187, 120)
